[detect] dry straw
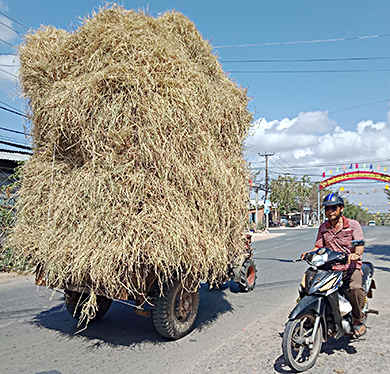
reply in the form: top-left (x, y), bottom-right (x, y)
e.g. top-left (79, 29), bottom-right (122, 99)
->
top-left (10, 5), bottom-right (252, 318)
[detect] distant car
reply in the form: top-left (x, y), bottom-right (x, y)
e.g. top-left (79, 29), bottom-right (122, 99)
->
top-left (368, 221), bottom-right (376, 226)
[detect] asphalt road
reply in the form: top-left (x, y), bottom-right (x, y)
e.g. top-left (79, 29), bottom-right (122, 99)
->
top-left (1, 226), bottom-right (389, 374)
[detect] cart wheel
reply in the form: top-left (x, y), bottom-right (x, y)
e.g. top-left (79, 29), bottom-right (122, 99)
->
top-left (152, 280), bottom-right (199, 340)
top-left (65, 290), bottom-right (112, 321)
top-left (238, 258), bottom-right (257, 292)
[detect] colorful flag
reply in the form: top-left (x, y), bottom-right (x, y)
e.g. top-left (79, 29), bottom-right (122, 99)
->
top-left (370, 164), bottom-right (373, 169)
top-left (350, 164), bottom-right (353, 169)
top-left (363, 163), bottom-right (366, 168)
top-left (322, 172), bottom-right (325, 178)
top-left (343, 165), bottom-right (346, 171)
top-left (356, 163), bottom-right (358, 169)
top-left (377, 165), bottom-right (380, 170)
top-left (330, 170), bottom-right (332, 175)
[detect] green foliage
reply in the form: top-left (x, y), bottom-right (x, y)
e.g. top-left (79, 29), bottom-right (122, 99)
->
top-left (256, 221), bottom-right (266, 231)
top-left (0, 162), bottom-right (30, 272)
top-left (0, 247), bottom-right (30, 272)
top-left (270, 175), bottom-right (300, 215)
top-left (342, 198), bottom-right (373, 225)
top-left (270, 174), bottom-right (323, 217)
top-left (0, 204), bottom-right (31, 272)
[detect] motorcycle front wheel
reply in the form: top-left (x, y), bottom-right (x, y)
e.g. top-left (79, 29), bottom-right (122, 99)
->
top-left (282, 312), bottom-right (323, 372)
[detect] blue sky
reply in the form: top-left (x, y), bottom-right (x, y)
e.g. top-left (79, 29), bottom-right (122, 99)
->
top-left (0, 0), bottom-right (390, 211)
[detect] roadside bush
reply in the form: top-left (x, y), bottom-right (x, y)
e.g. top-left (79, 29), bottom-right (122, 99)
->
top-left (0, 163), bottom-right (30, 272)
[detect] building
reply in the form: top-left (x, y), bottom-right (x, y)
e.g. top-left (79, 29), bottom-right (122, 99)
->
top-left (0, 149), bottom-right (31, 206)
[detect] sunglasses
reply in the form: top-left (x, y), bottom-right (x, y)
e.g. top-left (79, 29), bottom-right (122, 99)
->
top-left (324, 205), bottom-right (339, 211)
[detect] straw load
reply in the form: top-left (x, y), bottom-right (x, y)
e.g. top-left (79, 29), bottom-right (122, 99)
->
top-left (11, 6), bottom-right (252, 307)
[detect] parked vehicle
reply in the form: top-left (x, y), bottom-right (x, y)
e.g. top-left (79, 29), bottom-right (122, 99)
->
top-left (35, 234), bottom-right (257, 340)
top-left (210, 234), bottom-right (257, 292)
top-left (282, 242), bottom-right (377, 372)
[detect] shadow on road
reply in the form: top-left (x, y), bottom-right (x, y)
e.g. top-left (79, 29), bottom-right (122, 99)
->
top-left (253, 257), bottom-right (296, 263)
top-left (364, 244), bottom-right (390, 262)
top-left (30, 283), bottom-right (233, 347)
top-left (273, 335), bottom-right (357, 373)
top-left (374, 265), bottom-right (390, 273)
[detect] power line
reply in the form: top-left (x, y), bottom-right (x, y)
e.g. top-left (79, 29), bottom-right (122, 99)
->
top-left (0, 11), bottom-right (28, 30)
top-left (262, 98), bottom-right (390, 121)
top-left (0, 105), bottom-right (28, 118)
top-left (213, 32), bottom-right (390, 49)
top-left (0, 139), bottom-right (31, 150)
top-left (0, 134), bottom-right (29, 146)
top-left (0, 126), bottom-right (26, 135)
top-left (0, 67), bottom-right (17, 78)
top-left (0, 20), bottom-right (22, 36)
top-left (221, 57), bottom-right (390, 63)
top-left (0, 38), bottom-right (15, 48)
top-left (252, 158), bottom-right (390, 169)
top-left (329, 99), bottom-right (390, 115)
top-left (0, 100), bottom-right (25, 116)
top-left (228, 68), bottom-right (390, 74)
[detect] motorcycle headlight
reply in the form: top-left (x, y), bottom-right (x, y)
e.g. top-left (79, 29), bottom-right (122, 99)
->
top-left (311, 252), bottom-right (329, 267)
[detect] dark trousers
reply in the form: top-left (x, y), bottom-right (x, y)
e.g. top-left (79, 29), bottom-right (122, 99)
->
top-left (342, 268), bottom-right (365, 324)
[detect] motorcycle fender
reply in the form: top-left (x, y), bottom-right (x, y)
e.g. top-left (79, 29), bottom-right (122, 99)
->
top-left (289, 295), bottom-right (328, 342)
top-left (289, 295), bottom-right (324, 319)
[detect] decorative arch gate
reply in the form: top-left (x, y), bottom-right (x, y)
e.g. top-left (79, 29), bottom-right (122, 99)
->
top-left (317, 171), bottom-right (390, 223)
top-left (319, 171), bottom-right (390, 190)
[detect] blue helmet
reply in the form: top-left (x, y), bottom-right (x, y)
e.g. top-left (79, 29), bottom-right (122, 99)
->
top-left (322, 193), bottom-right (344, 207)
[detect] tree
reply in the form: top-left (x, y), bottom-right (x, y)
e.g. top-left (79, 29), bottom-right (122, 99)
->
top-left (343, 198), bottom-right (373, 225)
top-left (271, 175), bottom-right (337, 225)
top-left (295, 175), bottom-right (312, 224)
top-left (385, 187), bottom-right (390, 201)
top-left (270, 175), bottom-right (299, 216)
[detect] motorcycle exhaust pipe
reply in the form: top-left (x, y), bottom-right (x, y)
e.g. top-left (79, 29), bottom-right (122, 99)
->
top-left (366, 309), bottom-right (379, 315)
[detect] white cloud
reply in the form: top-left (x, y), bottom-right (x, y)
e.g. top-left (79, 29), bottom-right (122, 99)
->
top-left (357, 119), bottom-right (386, 134)
top-left (246, 110), bottom-right (390, 166)
top-left (247, 109), bottom-right (390, 211)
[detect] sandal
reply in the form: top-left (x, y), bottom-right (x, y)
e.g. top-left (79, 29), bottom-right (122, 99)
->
top-left (353, 323), bottom-right (367, 338)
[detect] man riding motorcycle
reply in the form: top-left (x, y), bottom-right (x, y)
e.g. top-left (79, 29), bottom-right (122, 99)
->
top-left (301, 193), bottom-right (366, 337)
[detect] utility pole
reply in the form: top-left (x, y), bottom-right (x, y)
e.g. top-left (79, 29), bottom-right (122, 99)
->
top-left (259, 152), bottom-right (274, 231)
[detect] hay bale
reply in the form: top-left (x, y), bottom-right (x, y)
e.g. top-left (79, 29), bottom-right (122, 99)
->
top-left (11, 6), bottom-right (252, 304)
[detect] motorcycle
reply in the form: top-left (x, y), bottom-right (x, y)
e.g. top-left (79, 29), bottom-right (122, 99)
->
top-left (282, 241), bottom-right (378, 372)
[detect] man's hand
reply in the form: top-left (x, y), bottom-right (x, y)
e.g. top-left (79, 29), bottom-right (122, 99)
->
top-left (348, 244), bottom-right (364, 263)
top-left (348, 252), bottom-right (361, 263)
top-left (301, 248), bottom-right (319, 260)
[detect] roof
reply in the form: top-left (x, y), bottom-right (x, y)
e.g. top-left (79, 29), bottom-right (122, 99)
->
top-left (0, 149), bottom-right (31, 162)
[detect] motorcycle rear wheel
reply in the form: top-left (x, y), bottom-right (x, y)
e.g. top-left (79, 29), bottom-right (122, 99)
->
top-left (282, 312), bottom-right (323, 372)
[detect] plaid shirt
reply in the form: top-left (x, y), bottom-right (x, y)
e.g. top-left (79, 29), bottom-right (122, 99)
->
top-left (314, 215), bottom-right (364, 271)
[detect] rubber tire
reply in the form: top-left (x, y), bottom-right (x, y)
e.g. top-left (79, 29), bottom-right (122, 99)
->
top-left (238, 258), bottom-right (257, 292)
top-left (152, 280), bottom-right (199, 340)
top-left (65, 291), bottom-right (112, 321)
top-left (282, 312), bottom-right (323, 372)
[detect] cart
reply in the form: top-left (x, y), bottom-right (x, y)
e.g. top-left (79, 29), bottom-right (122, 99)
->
top-left (34, 234), bottom-right (257, 340)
